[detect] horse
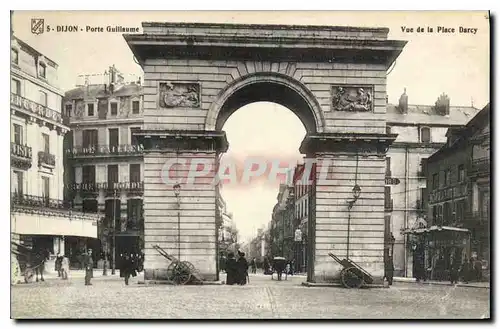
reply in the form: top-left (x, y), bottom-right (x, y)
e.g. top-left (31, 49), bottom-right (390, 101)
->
top-left (31, 249), bottom-right (49, 282)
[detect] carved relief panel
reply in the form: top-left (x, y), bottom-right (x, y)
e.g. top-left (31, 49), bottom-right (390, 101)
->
top-left (159, 82), bottom-right (200, 108)
top-left (119, 96), bottom-right (131, 117)
top-left (331, 85), bottom-right (373, 112)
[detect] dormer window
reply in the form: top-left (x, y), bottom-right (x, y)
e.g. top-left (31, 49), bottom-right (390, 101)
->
top-left (110, 102), bottom-right (118, 116)
top-left (87, 103), bottom-right (95, 116)
top-left (420, 126), bottom-right (431, 143)
top-left (132, 100), bottom-right (140, 114)
top-left (11, 48), bottom-right (18, 65)
top-left (38, 62), bottom-right (46, 79)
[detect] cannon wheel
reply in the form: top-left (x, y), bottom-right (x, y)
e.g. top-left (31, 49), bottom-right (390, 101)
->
top-left (341, 267), bottom-right (364, 289)
top-left (167, 262), bottom-right (192, 285)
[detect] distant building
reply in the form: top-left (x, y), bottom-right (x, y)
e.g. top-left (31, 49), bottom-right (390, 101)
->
top-left (216, 187), bottom-right (234, 250)
top-left (62, 65), bottom-right (144, 263)
top-left (270, 183), bottom-right (294, 260)
top-left (10, 35), bottom-right (98, 267)
top-left (385, 90), bottom-right (481, 277)
top-left (421, 103), bottom-right (490, 280)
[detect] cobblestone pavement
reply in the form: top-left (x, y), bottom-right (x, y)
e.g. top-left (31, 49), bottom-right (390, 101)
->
top-left (11, 273), bottom-right (490, 319)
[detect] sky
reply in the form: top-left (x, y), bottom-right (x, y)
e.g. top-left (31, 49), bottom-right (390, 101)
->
top-left (11, 11), bottom-right (490, 242)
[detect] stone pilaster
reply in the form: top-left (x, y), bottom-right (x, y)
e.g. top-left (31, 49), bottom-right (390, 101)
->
top-left (136, 130), bottom-right (228, 282)
top-left (301, 132), bottom-right (396, 284)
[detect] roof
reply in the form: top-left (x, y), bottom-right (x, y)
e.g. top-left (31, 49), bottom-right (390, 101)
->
top-left (428, 103), bottom-right (490, 162)
top-left (14, 36), bottom-right (58, 68)
top-left (64, 83), bottom-right (143, 100)
top-left (386, 103), bottom-right (480, 126)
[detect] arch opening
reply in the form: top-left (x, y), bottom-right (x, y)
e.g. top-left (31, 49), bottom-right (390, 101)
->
top-left (206, 73), bottom-right (324, 134)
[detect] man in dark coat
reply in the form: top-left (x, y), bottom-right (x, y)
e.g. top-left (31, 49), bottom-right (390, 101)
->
top-left (84, 249), bottom-right (93, 286)
top-left (263, 257), bottom-right (270, 275)
top-left (121, 253), bottom-right (137, 285)
top-left (385, 256), bottom-right (395, 285)
top-left (225, 252), bottom-right (237, 285)
top-left (250, 258), bottom-right (257, 274)
top-left (237, 251), bottom-right (249, 285)
top-left (449, 254), bottom-right (460, 285)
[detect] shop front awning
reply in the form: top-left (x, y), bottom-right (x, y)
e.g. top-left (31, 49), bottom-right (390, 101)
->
top-left (401, 225), bottom-right (470, 235)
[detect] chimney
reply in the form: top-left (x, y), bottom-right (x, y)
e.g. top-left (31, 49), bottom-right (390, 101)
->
top-left (435, 93), bottom-right (450, 116)
top-left (398, 88), bottom-right (408, 114)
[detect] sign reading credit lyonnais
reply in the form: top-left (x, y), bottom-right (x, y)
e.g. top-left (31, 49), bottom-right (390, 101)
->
top-left (11, 93), bottom-right (63, 124)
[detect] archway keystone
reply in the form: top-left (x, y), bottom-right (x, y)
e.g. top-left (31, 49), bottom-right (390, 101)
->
top-left (125, 22), bottom-right (406, 283)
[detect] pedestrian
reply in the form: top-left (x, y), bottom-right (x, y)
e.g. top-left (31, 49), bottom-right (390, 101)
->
top-left (263, 257), bottom-right (270, 275)
top-left (290, 259), bottom-right (295, 275)
top-left (84, 249), bottom-right (93, 286)
top-left (225, 252), bottom-right (237, 285)
top-left (449, 254), bottom-right (460, 285)
top-left (121, 253), bottom-right (136, 285)
top-left (236, 251), bottom-right (249, 285)
top-left (474, 257), bottom-right (483, 282)
top-left (61, 255), bottom-right (69, 280)
top-left (55, 253), bottom-right (63, 277)
top-left (385, 255), bottom-right (394, 285)
top-left (250, 258), bottom-right (257, 274)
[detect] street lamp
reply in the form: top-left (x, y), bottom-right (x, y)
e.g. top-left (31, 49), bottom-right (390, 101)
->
top-left (111, 188), bottom-right (117, 275)
top-left (346, 184), bottom-right (362, 260)
top-left (173, 183), bottom-right (181, 260)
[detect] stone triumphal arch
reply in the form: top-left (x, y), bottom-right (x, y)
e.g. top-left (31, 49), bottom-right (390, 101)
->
top-left (125, 22), bottom-right (406, 283)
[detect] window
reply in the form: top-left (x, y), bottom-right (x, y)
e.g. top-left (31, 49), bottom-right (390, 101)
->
top-left (39, 91), bottom-right (47, 106)
top-left (13, 171), bottom-right (23, 195)
top-left (82, 165), bottom-right (96, 184)
top-left (42, 133), bottom-right (50, 153)
top-left (38, 62), bottom-right (46, 78)
top-left (110, 102), bottom-right (118, 116)
top-left (105, 199), bottom-right (121, 226)
top-left (11, 78), bottom-right (20, 95)
top-left (132, 101), bottom-right (140, 114)
top-left (41, 176), bottom-right (50, 199)
top-left (127, 199), bottom-right (143, 230)
top-left (436, 205), bottom-right (443, 226)
top-left (130, 127), bottom-right (141, 146)
top-left (65, 104), bottom-right (72, 117)
top-left (456, 200), bottom-right (465, 222)
top-left (420, 127), bottom-right (431, 143)
top-left (83, 199), bottom-right (99, 214)
top-left (443, 169), bottom-right (449, 186)
top-left (432, 206), bottom-right (437, 226)
top-left (108, 128), bottom-right (119, 150)
top-left (11, 48), bottom-right (18, 65)
top-left (82, 129), bottom-right (98, 148)
top-left (480, 190), bottom-right (490, 221)
top-left (458, 164), bottom-right (465, 182)
top-left (386, 157), bottom-right (391, 176)
top-left (419, 158), bottom-right (427, 177)
top-left (13, 124), bottom-right (23, 145)
top-left (432, 173), bottom-right (439, 190)
top-left (107, 165), bottom-right (119, 188)
top-left (443, 202), bottom-right (451, 225)
top-left (129, 164), bottom-right (141, 183)
top-left (87, 103), bottom-right (95, 116)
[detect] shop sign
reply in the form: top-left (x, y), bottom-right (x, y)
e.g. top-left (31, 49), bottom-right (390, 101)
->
top-left (385, 177), bottom-right (400, 185)
top-left (294, 229), bottom-right (302, 242)
top-left (11, 93), bottom-right (63, 124)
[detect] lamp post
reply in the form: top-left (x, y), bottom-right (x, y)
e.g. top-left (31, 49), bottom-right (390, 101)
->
top-left (346, 184), bottom-right (361, 260)
top-left (111, 189), bottom-right (117, 275)
top-left (173, 183), bottom-right (181, 260)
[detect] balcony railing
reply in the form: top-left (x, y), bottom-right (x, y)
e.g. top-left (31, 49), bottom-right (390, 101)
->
top-left (11, 193), bottom-right (71, 210)
top-left (68, 181), bottom-right (144, 196)
top-left (11, 93), bottom-right (63, 124)
top-left (38, 151), bottom-right (56, 168)
top-left (66, 144), bottom-right (144, 157)
top-left (470, 158), bottom-right (490, 176)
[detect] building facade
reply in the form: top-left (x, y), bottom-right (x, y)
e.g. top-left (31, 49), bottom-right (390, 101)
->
top-left (385, 91), bottom-right (481, 277)
top-left (10, 36), bottom-right (99, 268)
top-left (216, 187), bottom-right (235, 252)
top-left (63, 66), bottom-right (144, 266)
top-left (423, 103), bottom-right (490, 280)
top-left (270, 183), bottom-right (295, 260)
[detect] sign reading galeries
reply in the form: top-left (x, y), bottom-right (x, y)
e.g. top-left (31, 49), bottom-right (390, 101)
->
top-left (11, 93), bottom-right (63, 124)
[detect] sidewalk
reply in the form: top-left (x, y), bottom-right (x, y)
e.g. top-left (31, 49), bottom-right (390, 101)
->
top-left (43, 269), bottom-right (122, 280)
top-left (393, 276), bottom-right (490, 289)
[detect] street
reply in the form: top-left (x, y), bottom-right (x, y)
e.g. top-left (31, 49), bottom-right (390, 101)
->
top-left (11, 272), bottom-right (489, 319)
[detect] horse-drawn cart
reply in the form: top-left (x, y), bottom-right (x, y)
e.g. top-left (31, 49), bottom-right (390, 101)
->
top-left (11, 242), bottom-right (47, 283)
top-left (152, 244), bottom-right (204, 285)
top-left (328, 252), bottom-right (374, 288)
